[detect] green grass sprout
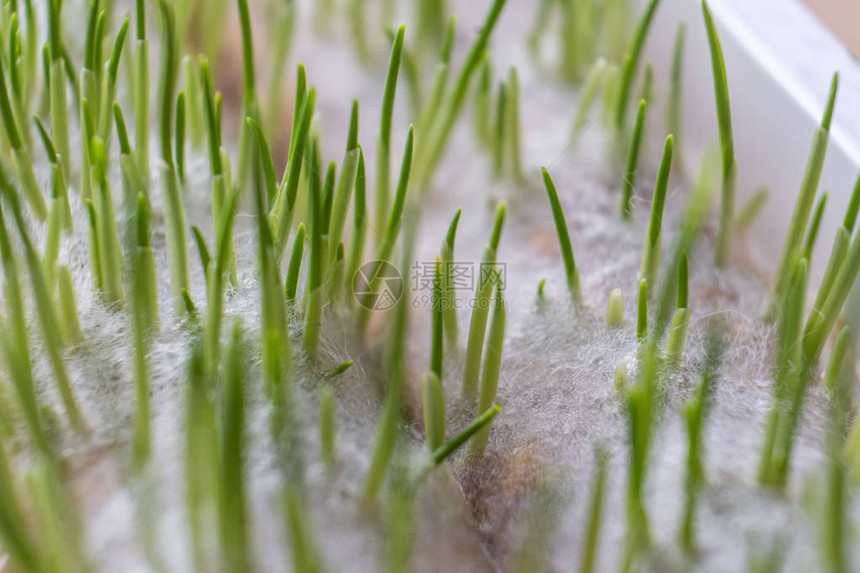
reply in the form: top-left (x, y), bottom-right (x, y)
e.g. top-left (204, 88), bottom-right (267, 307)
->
top-left (767, 73), bottom-right (838, 313)
top-left (735, 186), bottom-right (769, 232)
top-left (579, 446), bottom-right (608, 573)
top-left (639, 135), bottom-right (673, 288)
top-left (417, 0), bottom-right (508, 187)
top-left (614, 0), bottom-right (661, 130)
top-left (493, 80), bottom-right (507, 178)
top-left (666, 251), bottom-right (689, 365)
top-left (375, 25), bottom-right (405, 241)
top-left (234, 0), bottom-right (259, 189)
top-left (303, 139), bottom-right (325, 356)
top-left (175, 91), bottom-right (186, 182)
top-left (430, 257), bottom-right (444, 378)
top-left (357, 126), bottom-right (415, 328)
top-left (91, 137), bottom-right (125, 304)
top-left (285, 224), bottom-right (306, 303)
top-left (57, 265), bottom-right (84, 344)
top-left (346, 148), bottom-right (367, 299)
top-left (441, 208), bottom-right (461, 348)
top-left (157, 0), bottom-right (178, 167)
top-left (606, 288), bottom-right (624, 328)
top-left (422, 372), bottom-right (445, 452)
top-left (474, 58), bottom-right (492, 148)
top-left (668, 22), bottom-right (685, 161)
top-left (328, 100), bottom-right (361, 277)
top-left (822, 325), bottom-right (850, 392)
top-left (432, 405), bottom-right (501, 467)
top-left (614, 360), bottom-right (629, 391)
top-left (320, 385), bottom-right (336, 467)
top-left (621, 100), bottom-right (646, 219)
top-left (703, 0), bottom-right (738, 268)
top-left (159, 163), bottom-right (189, 316)
top-left (472, 281), bottom-right (506, 455)
top-left (542, 168), bottom-right (581, 302)
top-left (572, 58), bottom-right (608, 138)
top-left (802, 192), bottom-right (827, 261)
top-left (417, 16), bottom-right (456, 139)
top-left (97, 17), bottom-right (129, 141)
top-left (462, 202), bottom-right (505, 397)
top-left (636, 279), bottom-right (647, 341)
top-left (204, 186), bottom-right (239, 371)
top-left (135, 0), bottom-right (150, 176)
top-left (134, 193), bottom-right (159, 334)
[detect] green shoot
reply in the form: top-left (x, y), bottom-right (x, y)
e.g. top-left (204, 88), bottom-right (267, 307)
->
top-left (345, 148), bottom-right (367, 297)
top-left (636, 279), bottom-right (647, 341)
top-left (766, 75), bottom-right (838, 305)
top-left (542, 168), bottom-right (581, 302)
top-left (503, 67), bottom-right (523, 178)
top-left (234, 0), bottom-right (258, 189)
top-left (417, 16), bottom-right (456, 139)
top-left (91, 137), bottom-right (125, 304)
top-left (759, 259), bottom-right (808, 486)
top-left (822, 326), bottom-right (850, 392)
top-left (303, 139), bottom-right (325, 357)
top-left (48, 6), bottom-right (70, 180)
top-left (680, 323), bottom-right (724, 552)
top-left (493, 80), bottom-right (507, 178)
top-left (375, 25), bottom-right (405, 241)
top-left (703, 0), bottom-right (738, 267)
top-left (606, 288), bottom-right (624, 328)
top-left (621, 100), bottom-right (646, 219)
top-left (328, 100), bottom-right (361, 275)
top-left (441, 208), bottom-right (461, 348)
top-left (175, 91), bottom-right (186, 182)
top-left (462, 202), bottom-right (505, 397)
top-left (86, 198), bottom-right (102, 291)
top-left (285, 224), bottom-right (306, 303)
top-left (735, 186), bottom-right (769, 232)
top-left (802, 192), bottom-right (827, 260)
top-left (134, 193), bottom-right (159, 334)
top-left (417, 0), bottom-right (508, 187)
top-left (639, 135), bottom-right (673, 288)
top-left (472, 281), bottom-right (506, 455)
top-left (579, 446), bottom-right (608, 573)
top-left (614, 0), bottom-right (662, 130)
top-left (219, 323), bottom-right (250, 573)
top-left (474, 58), bottom-right (492, 148)
top-left (157, 0), bottom-right (178, 167)
top-left (264, 0), bottom-right (296, 135)
top-left (422, 372), bottom-right (445, 452)
top-left (97, 17), bottom-right (129, 141)
top-left (666, 252), bottom-right (689, 366)
top-left (182, 56), bottom-right (203, 149)
top-left (204, 186), bottom-right (239, 371)
top-left (159, 164), bottom-right (189, 316)
top-left (320, 385), bottom-right (336, 467)
top-left (57, 265), bottom-right (84, 344)
top-left (357, 126), bottom-right (415, 328)
top-left (0, 57), bottom-right (44, 219)
top-left (135, 0), bottom-right (150, 176)
top-left (430, 257), bottom-right (444, 378)
top-left (270, 87), bottom-right (316, 255)
top-left (638, 63), bottom-right (654, 106)
top-left (668, 22), bottom-right (685, 160)
top-left (431, 405), bottom-right (501, 466)
top-left (572, 58), bottom-right (608, 137)
top-left (328, 360), bottom-right (354, 378)
top-left (363, 388), bottom-right (400, 504)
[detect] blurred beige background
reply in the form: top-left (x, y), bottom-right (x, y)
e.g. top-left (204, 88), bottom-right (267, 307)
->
top-left (805, 0), bottom-right (860, 58)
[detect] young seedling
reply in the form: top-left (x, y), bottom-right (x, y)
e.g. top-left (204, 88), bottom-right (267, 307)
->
top-left (284, 224), bottom-right (306, 303)
top-left (134, 193), bottom-right (159, 334)
top-left (328, 100), bottom-right (361, 277)
top-left (57, 265), bottom-right (84, 344)
top-left (614, 0), bottom-right (662, 130)
top-left (441, 208), bottom-right (461, 348)
top-left (219, 323), bottom-right (250, 573)
top-left (606, 288), bottom-right (624, 328)
top-left (621, 100), bottom-right (646, 219)
top-left (430, 257), bottom-right (444, 379)
top-left (614, 361), bottom-right (629, 392)
top-left (636, 279), bottom-right (648, 341)
top-left (680, 323), bottom-right (724, 552)
top-left (357, 127), bottom-right (415, 329)
top-left (204, 187), bottom-right (239, 372)
top-left (47, 0), bottom-right (70, 180)
top-left (422, 372), bottom-right (445, 452)
top-left (417, 0), bottom-right (508, 187)
top-left (302, 139), bottom-right (325, 357)
top-left (417, 17), bottom-right (456, 139)
top-left (666, 252), bottom-right (690, 366)
top-left (462, 202), bottom-right (505, 397)
top-left (319, 385), bottom-right (336, 467)
top-left (639, 135), bottom-right (673, 289)
top-left (264, 0), bottom-right (296, 137)
top-left (0, 57), bottom-right (44, 219)
top-left (472, 281), bottom-right (506, 455)
top-left (97, 17), bottom-right (129, 142)
top-left (541, 168), bottom-right (581, 302)
top-left (759, 259), bottom-right (808, 486)
top-left (493, 81), bottom-right (507, 178)
top-left (579, 446), bottom-right (608, 573)
top-left (375, 25), bottom-right (405, 241)
top-left (157, 1), bottom-right (178, 168)
top-left (134, 0), bottom-right (150, 177)
top-left (175, 91), bottom-right (186, 182)
top-left (345, 148), bottom-right (367, 296)
top-left (668, 22), bottom-right (685, 161)
top-left (571, 59), bottom-right (609, 137)
top-left (822, 326), bottom-right (850, 392)
top-left (735, 186), bottom-right (769, 232)
top-left (802, 192), bottom-right (827, 261)
top-left (474, 58), bottom-right (492, 148)
top-left (234, 0), bottom-right (259, 189)
top-left (159, 163), bottom-right (189, 317)
top-left (91, 137), bottom-right (125, 304)
top-left (703, 0), bottom-right (738, 268)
